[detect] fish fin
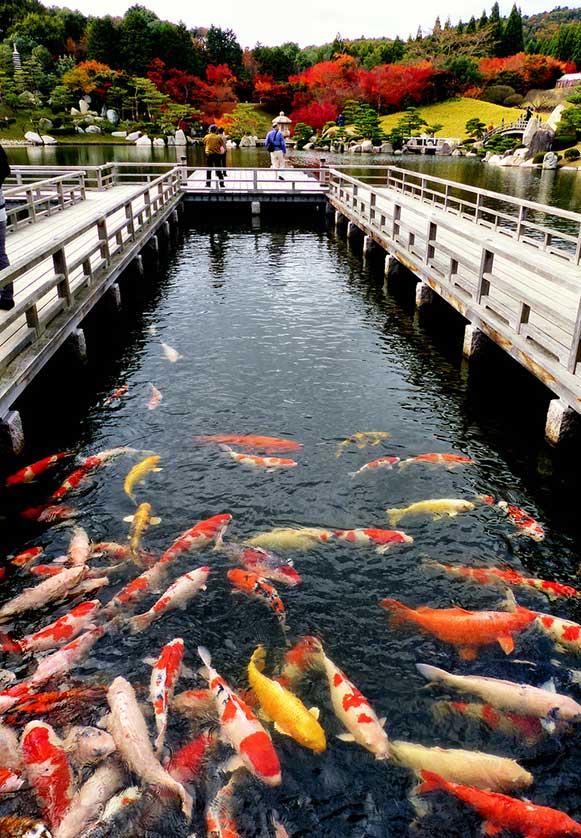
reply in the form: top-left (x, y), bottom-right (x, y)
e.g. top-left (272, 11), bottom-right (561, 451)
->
top-left (414, 770), bottom-right (446, 795)
top-left (376, 545), bottom-right (391, 555)
top-left (541, 717), bottom-right (556, 734)
top-left (142, 656), bottom-right (157, 667)
top-left (497, 635), bottom-right (515, 655)
top-left (308, 707), bottom-right (320, 720)
top-left (153, 468), bottom-right (163, 473)
top-left (220, 754), bottom-right (246, 775)
top-left (385, 509), bottom-right (401, 527)
top-left (274, 721), bottom-right (292, 736)
top-left (150, 517), bottom-right (161, 525)
top-left (250, 645), bottom-right (267, 672)
top-left (415, 663), bottom-right (447, 682)
top-left (198, 666), bottom-right (210, 681)
top-left (541, 678), bottom-right (556, 693)
top-left (336, 732), bottom-right (356, 742)
top-left (379, 717), bottom-right (387, 728)
top-left (197, 645), bottom-right (212, 670)
top-left (180, 665), bottom-right (196, 680)
top-left (200, 585), bottom-right (207, 592)
top-left (459, 647), bottom-right (477, 661)
top-left (482, 822), bottom-right (504, 836)
top-left (501, 588), bottom-right (518, 613)
top-left (123, 515), bottom-right (135, 523)
top-left (348, 471), bottom-right (359, 478)
top-left (257, 708), bottom-right (272, 723)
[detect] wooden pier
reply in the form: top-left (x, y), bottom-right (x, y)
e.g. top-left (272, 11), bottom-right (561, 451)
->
top-left (0, 160), bottom-right (580, 451)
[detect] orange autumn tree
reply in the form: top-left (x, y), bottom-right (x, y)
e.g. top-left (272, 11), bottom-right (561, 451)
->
top-left (62, 60), bottom-right (119, 96)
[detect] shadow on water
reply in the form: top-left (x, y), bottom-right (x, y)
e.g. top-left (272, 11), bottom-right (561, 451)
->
top-left (2, 211), bottom-right (581, 836)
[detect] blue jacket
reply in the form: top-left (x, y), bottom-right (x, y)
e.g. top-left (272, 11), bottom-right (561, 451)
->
top-left (266, 127), bottom-right (286, 153)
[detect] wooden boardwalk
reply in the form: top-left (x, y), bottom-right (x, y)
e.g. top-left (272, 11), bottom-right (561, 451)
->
top-left (1, 161), bottom-right (580, 448)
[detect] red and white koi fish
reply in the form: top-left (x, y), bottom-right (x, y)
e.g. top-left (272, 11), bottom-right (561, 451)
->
top-left (21, 721), bottom-right (74, 830)
top-left (206, 772), bottom-right (243, 838)
top-left (221, 445), bottom-right (298, 472)
top-left (67, 527), bottom-right (91, 566)
top-left (5, 452), bottom-right (71, 487)
top-left (532, 611), bottom-right (581, 654)
top-left (380, 598), bottom-right (535, 659)
top-left (334, 528), bottom-right (413, 554)
top-left (103, 562), bottom-right (168, 616)
top-left (172, 688), bottom-right (216, 720)
top-left (416, 769), bottom-right (581, 837)
top-left (166, 731), bottom-right (216, 785)
top-left (128, 567), bottom-right (210, 634)
top-left (431, 700), bottom-right (546, 746)
top-left (214, 533), bottom-right (301, 586)
top-left (79, 446), bottom-right (140, 469)
top-left (52, 758), bottom-right (125, 838)
top-left (15, 600), bottom-right (102, 655)
top-left (398, 453), bottom-right (473, 469)
top-left (159, 513), bottom-right (232, 564)
top-left (426, 561), bottom-right (579, 601)
top-left (197, 646), bottom-right (281, 786)
top-left (62, 726), bottom-right (116, 767)
top-left (0, 565), bottom-right (87, 623)
top-left (349, 456), bottom-right (400, 477)
top-left (105, 676), bottom-right (192, 817)
top-left (312, 638), bottom-right (389, 759)
top-left (5, 685), bottom-right (108, 729)
top-left (10, 546), bottom-right (43, 567)
top-left (92, 542), bottom-right (134, 561)
top-left (227, 569), bottom-right (288, 630)
top-left (149, 638), bottom-right (184, 754)
top-left (104, 384), bottom-right (128, 404)
top-left (279, 636), bottom-right (325, 689)
top-left (0, 768), bottom-right (24, 794)
top-left (30, 564), bottom-right (64, 578)
top-left (390, 740), bottom-right (532, 791)
top-left (147, 384), bottom-right (162, 410)
top-left (194, 434), bottom-right (303, 453)
top-left (50, 466), bottom-right (93, 502)
top-left (481, 496), bottom-right (545, 541)
top-left (416, 663), bottom-right (581, 722)
top-left (66, 576), bottom-right (109, 599)
top-left (21, 504), bottom-right (78, 523)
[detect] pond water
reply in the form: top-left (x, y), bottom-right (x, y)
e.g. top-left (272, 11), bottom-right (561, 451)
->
top-left (1, 209), bottom-right (581, 837)
top-left (6, 144), bottom-right (581, 214)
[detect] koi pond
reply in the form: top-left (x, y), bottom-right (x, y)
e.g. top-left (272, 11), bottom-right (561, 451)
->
top-left (1, 211), bottom-right (581, 838)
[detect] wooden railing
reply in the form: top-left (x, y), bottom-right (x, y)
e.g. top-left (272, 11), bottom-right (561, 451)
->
top-left (0, 167), bottom-right (181, 384)
top-left (381, 166), bottom-right (581, 265)
top-left (482, 116), bottom-right (531, 140)
top-left (4, 172), bottom-right (86, 232)
top-left (327, 168), bottom-right (581, 394)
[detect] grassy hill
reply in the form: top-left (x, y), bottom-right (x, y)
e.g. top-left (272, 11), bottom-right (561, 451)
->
top-left (379, 99), bottom-right (527, 139)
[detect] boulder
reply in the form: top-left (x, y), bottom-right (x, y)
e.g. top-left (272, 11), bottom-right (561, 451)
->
top-left (351, 144), bottom-right (362, 153)
top-left (394, 149), bottom-right (403, 155)
top-left (498, 155), bottom-right (515, 166)
top-left (372, 146), bottom-right (381, 153)
top-left (85, 125), bottom-right (101, 134)
top-left (542, 151), bottom-right (558, 170)
top-left (126, 131), bottom-right (142, 142)
top-left (174, 129), bottom-right (187, 145)
top-left (546, 104), bottom-right (566, 132)
top-left (513, 147), bottom-right (528, 162)
top-left (76, 127), bottom-right (85, 134)
top-left (111, 131), bottom-right (127, 138)
top-left (520, 158), bottom-right (536, 167)
top-left (303, 142), bottom-right (315, 149)
top-left (79, 99), bottom-right (89, 114)
top-left (70, 107), bottom-right (80, 116)
top-left (380, 142), bottom-right (393, 153)
top-left (24, 131), bottom-right (42, 145)
top-left (41, 135), bottom-right (57, 145)
top-left (153, 137), bottom-right (165, 147)
top-left (466, 151), bottom-right (478, 157)
top-left (472, 141), bottom-right (484, 150)
top-left (522, 117), bottom-right (539, 147)
top-left (106, 109), bottom-right (118, 124)
top-left (451, 148), bottom-right (463, 156)
top-left (486, 154), bottom-right (503, 166)
top-left (226, 139), bottom-right (237, 148)
top-left (167, 135), bottom-right (175, 146)
top-left (360, 140), bottom-right (374, 152)
top-left (135, 134), bottom-right (152, 146)
top-left (437, 142), bottom-right (452, 156)
top-left (239, 135), bottom-right (256, 147)
top-left (526, 127), bottom-right (554, 159)
top-left (38, 117), bottom-right (53, 132)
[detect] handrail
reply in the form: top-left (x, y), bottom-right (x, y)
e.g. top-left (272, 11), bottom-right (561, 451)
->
top-left (4, 171), bottom-right (87, 232)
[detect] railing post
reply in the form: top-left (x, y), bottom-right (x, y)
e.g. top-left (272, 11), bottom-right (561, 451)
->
top-left (319, 157), bottom-right (327, 184)
top-left (443, 183), bottom-right (450, 211)
top-left (80, 172), bottom-right (86, 200)
top-left (393, 204), bottom-right (401, 239)
top-left (57, 180), bottom-right (65, 211)
top-left (475, 193), bottom-right (482, 223)
top-left (425, 221), bottom-right (437, 264)
top-left (180, 156), bottom-right (188, 187)
top-left (516, 205), bottom-right (527, 241)
top-left (97, 218), bottom-right (111, 262)
top-left (576, 227), bottom-right (581, 265)
top-left (370, 191), bottom-right (376, 226)
top-left (26, 187), bottom-right (36, 224)
top-left (53, 247), bottom-right (72, 307)
top-left (144, 192), bottom-right (152, 220)
top-left (253, 169), bottom-right (258, 191)
top-left (475, 248), bottom-right (494, 303)
top-left (25, 304), bottom-right (41, 336)
top-left (125, 201), bottom-right (135, 239)
top-left (96, 168), bottom-right (104, 191)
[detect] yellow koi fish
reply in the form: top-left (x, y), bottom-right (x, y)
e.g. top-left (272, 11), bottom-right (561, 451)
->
top-left (123, 502), bottom-right (161, 559)
top-left (248, 646), bottom-right (326, 754)
top-left (386, 498), bottom-right (475, 527)
top-left (123, 456), bottom-right (162, 504)
top-left (246, 527), bottom-right (334, 551)
top-left (336, 432), bottom-right (391, 458)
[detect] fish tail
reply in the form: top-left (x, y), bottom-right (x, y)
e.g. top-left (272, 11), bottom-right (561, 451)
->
top-left (378, 598), bottom-right (411, 626)
top-left (415, 770), bottom-right (448, 795)
top-left (386, 509), bottom-right (403, 527)
top-left (128, 612), bottom-right (151, 635)
top-left (415, 663), bottom-right (448, 683)
top-left (213, 530), bottom-right (225, 552)
top-left (197, 645), bottom-right (212, 669)
top-left (0, 632), bottom-right (22, 654)
top-left (250, 645), bottom-right (267, 672)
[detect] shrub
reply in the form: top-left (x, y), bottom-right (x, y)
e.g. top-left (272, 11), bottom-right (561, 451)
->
top-left (532, 152), bottom-right (546, 163)
top-left (482, 85), bottom-right (516, 105)
top-left (504, 93), bottom-right (524, 108)
top-left (564, 148), bottom-right (580, 160)
top-left (552, 133), bottom-right (578, 151)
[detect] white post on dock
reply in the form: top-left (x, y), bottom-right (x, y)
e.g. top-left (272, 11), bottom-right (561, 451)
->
top-left (545, 398), bottom-right (576, 445)
top-left (462, 324), bottom-right (486, 358)
top-left (347, 221), bottom-right (359, 240)
top-left (0, 410), bottom-right (24, 456)
top-left (107, 283), bottom-right (122, 310)
top-left (335, 210), bottom-right (347, 230)
top-left (251, 201), bottom-right (261, 216)
top-left (68, 328), bottom-right (87, 362)
top-left (415, 280), bottom-right (434, 307)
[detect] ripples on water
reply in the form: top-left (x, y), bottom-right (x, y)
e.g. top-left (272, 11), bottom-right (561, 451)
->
top-left (1, 212), bottom-right (581, 836)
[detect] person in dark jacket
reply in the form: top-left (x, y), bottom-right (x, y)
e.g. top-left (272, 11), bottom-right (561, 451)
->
top-left (0, 144), bottom-right (12, 310)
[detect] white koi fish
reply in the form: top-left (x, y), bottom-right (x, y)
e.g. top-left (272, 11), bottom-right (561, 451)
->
top-left (161, 342), bottom-right (181, 363)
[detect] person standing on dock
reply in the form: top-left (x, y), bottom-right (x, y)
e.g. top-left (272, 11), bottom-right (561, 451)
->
top-left (0, 144), bottom-right (12, 311)
top-left (265, 123), bottom-right (287, 180)
top-left (203, 124), bottom-right (225, 189)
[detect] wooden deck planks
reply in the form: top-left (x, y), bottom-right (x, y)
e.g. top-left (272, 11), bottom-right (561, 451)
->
top-left (185, 168), bottom-right (325, 194)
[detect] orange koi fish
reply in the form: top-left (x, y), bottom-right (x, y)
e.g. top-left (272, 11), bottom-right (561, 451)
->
top-left (206, 772), bottom-right (243, 838)
top-left (104, 384), bottom-right (128, 404)
top-left (221, 445), bottom-right (298, 472)
top-left (334, 528), bottom-right (413, 554)
top-left (159, 513), bottom-right (232, 564)
top-left (147, 383), bottom-right (162, 410)
top-left (432, 700), bottom-right (546, 746)
top-left (399, 453), bottom-right (473, 469)
top-left (150, 638), bottom-right (184, 754)
top-left (482, 496), bottom-right (545, 540)
top-left (21, 721), bottom-right (74, 830)
top-left (197, 646), bottom-right (281, 786)
top-left (279, 636), bottom-right (325, 689)
top-left (5, 685), bottom-right (108, 728)
top-left (427, 561), bottom-right (579, 601)
top-left (194, 434), bottom-right (303, 452)
top-left (227, 569), bottom-right (288, 630)
top-left (416, 770), bottom-right (581, 837)
top-left (21, 504), bottom-right (77, 523)
top-left (313, 638), bottom-right (389, 759)
top-left (166, 731), bottom-right (216, 785)
top-left (5, 451), bottom-right (71, 487)
top-left (380, 598), bottom-right (535, 659)
top-left (30, 564), bottom-right (64, 577)
top-left (10, 546), bottom-right (43, 567)
top-left (349, 456), bottom-right (400, 477)
top-left (50, 466), bottom-right (92, 502)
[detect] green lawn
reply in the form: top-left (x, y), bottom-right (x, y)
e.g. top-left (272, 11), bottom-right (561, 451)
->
top-left (380, 98), bottom-right (527, 139)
